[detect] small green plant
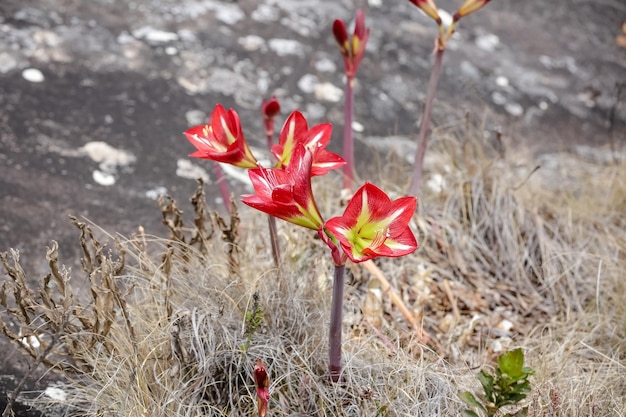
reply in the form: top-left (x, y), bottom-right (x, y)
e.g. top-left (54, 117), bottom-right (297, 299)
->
top-left (461, 348), bottom-right (535, 417)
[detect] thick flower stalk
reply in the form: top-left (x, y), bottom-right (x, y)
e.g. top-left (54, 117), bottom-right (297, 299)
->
top-left (184, 104), bottom-right (258, 169)
top-left (261, 97), bottom-right (282, 268)
top-left (407, 0), bottom-right (493, 196)
top-left (253, 359), bottom-right (270, 417)
top-left (242, 144), bottom-right (324, 230)
top-left (272, 110), bottom-right (345, 176)
top-left (321, 182), bottom-right (418, 382)
top-left (324, 182), bottom-right (418, 263)
top-left (332, 10), bottom-right (370, 190)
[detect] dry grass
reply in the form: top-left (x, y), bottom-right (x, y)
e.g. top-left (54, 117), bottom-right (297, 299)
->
top-left (1, 131), bottom-right (625, 416)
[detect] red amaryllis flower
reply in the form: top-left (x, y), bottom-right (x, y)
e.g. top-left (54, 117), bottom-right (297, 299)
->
top-left (184, 104), bottom-right (258, 169)
top-left (408, 0), bottom-right (441, 24)
top-left (253, 359), bottom-right (269, 417)
top-left (271, 110), bottom-right (345, 176)
top-left (242, 144), bottom-right (324, 230)
top-left (332, 10), bottom-right (370, 78)
top-left (324, 182), bottom-right (418, 263)
top-left (454, 0), bottom-right (491, 20)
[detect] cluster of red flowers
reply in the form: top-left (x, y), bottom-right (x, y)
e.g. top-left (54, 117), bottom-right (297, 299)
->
top-left (184, 104), bottom-right (418, 265)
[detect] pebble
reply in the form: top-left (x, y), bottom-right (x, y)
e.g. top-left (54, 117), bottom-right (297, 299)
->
top-left (495, 76), bottom-right (509, 88)
top-left (315, 58), bottom-right (337, 73)
top-left (176, 159), bottom-right (210, 182)
top-left (351, 121), bottom-right (364, 133)
top-left (44, 386), bottom-right (67, 401)
top-left (314, 82), bottom-right (343, 102)
top-left (505, 102), bottom-right (524, 116)
top-left (238, 35), bottom-right (265, 51)
top-left (22, 68), bottom-right (45, 83)
top-left (268, 38), bottom-right (305, 57)
top-left (93, 169), bottom-right (116, 186)
top-left (145, 186), bottom-right (167, 200)
top-left (132, 26), bottom-right (178, 44)
top-left (185, 109), bottom-right (207, 126)
top-left (297, 74), bottom-right (318, 94)
top-left (475, 33), bottom-right (500, 52)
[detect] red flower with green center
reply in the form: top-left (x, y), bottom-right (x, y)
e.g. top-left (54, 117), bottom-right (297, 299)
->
top-left (332, 10), bottom-right (370, 79)
top-left (271, 110), bottom-right (345, 176)
top-left (242, 144), bottom-right (324, 230)
top-left (184, 104), bottom-right (258, 168)
top-left (324, 182), bottom-right (418, 263)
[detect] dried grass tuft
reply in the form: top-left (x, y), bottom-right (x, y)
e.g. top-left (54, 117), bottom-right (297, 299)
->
top-left (1, 133), bottom-right (625, 416)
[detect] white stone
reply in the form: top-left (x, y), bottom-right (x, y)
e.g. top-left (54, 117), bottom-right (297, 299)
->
top-left (93, 170), bottom-right (116, 186)
top-left (20, 334), bottom-right (40, 349)
top-left (491, 91), bottom-right (507, 106)
top-left (426, 173), bottom-right (445, 194)
top-left (176, 159), bottom-right (210, 182)
top-left (185, 109), bottom-right (206, 126)
top-left (495, 76), bottom-right (509, 88)
top-left (165, 46), bottom-right (178, 55)
top-left (505, 102), bottom-right (524, 116)
top-left (314, 82), bottom-right (343, 102)
top-left (368, 0), bottom-right (382, 7)
top-left (79, 141), bottom-right (136, 171)
top-left (297, 74), bottom-right (318, 94)
top-left (44, 386), bottom-right (67, 401)
top-left (268, 38), bottom-right (305, 57)
top-left (214, 4), bottom-right (244, 25)
top-left (22, 68), bottom-right (45, 83)
top-left (475, 33), bottom-right (500, 52)
top-left (496, 319), bottom-right (514, 333)
top-left (238, 35), bottom-right (266, 51)
top-left (132, 26), bottom-right (178, 44)
top-left (251, 4), bottom-right (280, 22)
top-left (145, 186), bottom-right (167, 200)
top-left (351, 121), bottom-right (364, 133)
top-left (315, 58), bottom-right (337, 73)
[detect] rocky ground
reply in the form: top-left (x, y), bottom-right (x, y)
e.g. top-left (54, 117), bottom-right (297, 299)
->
top-left (1, 0), bottom-right (625, 415)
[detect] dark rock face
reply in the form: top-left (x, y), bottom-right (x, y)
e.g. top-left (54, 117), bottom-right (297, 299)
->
top-left (0, 0), bottom-right (625, 415)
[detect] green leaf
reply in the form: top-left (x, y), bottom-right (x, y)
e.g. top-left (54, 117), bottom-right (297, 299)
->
top-left (477, 370), bottom-right (495, 403)
top-left (460, 391), bottom-right (486, 411)
top-left (498, 348), bottom-right (524, 379)
top-left (462, 410), bottom-right (481, 417)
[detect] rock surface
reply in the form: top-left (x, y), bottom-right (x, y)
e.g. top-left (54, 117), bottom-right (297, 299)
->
top-left (0, 0), bottom-right (625, 414)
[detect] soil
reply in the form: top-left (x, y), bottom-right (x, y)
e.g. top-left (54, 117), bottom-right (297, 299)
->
top-left (1, 0), bottom-right (625, 415)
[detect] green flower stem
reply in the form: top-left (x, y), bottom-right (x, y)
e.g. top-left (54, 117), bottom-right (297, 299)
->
top-left (408, 48), bottom-right (445, 197)
top-left (342, 76), bottom-right (355, 190)
top-left (213, 161), bottom-right (231, 214)
top-left (329, 263), bottom-right (345, 382)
